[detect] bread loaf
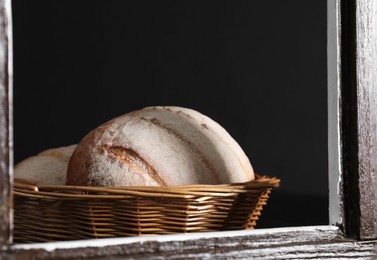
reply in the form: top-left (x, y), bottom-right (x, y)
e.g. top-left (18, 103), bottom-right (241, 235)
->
top-left (15, 144), bottom-right (77, 185)
top-left (66, 106), bottom-right (254, 187)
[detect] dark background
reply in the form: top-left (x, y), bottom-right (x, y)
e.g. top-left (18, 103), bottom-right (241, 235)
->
top-left (12, 1), bottom-right (328, 227)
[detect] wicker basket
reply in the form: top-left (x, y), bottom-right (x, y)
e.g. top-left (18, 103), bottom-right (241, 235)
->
top-left (13, 175), bottom-right (280, 243)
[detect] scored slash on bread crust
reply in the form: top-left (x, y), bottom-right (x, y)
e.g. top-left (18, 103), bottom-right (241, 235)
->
top-left (101, 145), bottom-right (167, 187)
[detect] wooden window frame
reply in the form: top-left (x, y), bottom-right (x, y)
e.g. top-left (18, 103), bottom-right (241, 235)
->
top-left (1, 0), bottom-right (377, 258)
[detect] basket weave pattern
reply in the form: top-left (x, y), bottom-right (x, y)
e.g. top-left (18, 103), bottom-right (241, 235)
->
top-left (13, 176), bottom-right (279, 243)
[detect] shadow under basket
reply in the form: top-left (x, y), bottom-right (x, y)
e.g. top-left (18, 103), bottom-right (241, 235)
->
top-left (13, 175), bottom-right (280, 243)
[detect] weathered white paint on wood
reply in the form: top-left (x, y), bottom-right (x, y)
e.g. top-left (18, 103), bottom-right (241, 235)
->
top-left (5, 226), bottom-right (377, 259)
top-left (12, 226), bottom-right (341, 251)
top-left (0, 0), bottom-right (12, 248)
top-left (355, 0), bottom-right (377, 240)
top-left (330, 0), bottom-right (377, 240)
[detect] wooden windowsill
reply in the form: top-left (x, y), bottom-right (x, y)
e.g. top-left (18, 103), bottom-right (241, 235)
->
top-left (3, 226), bottom-right (376, 259)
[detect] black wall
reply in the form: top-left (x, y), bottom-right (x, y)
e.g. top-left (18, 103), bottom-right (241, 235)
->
top-left (12, 1), bottom-right (328, 227)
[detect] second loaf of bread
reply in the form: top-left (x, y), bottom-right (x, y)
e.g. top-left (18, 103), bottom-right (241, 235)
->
top-left (66, 106), bottom-right (254, 187)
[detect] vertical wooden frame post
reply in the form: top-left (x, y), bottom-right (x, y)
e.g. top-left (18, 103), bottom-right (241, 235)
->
top-left (337, 0), bottom-right (377, 240)
top-left (353, 0), bottom-right (377, 239)
top-left (0, 0), bottom-right (12, 247)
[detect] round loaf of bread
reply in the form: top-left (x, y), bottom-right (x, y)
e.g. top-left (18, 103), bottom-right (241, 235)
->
top-left (66, 106), bottom-right (254, 187)
top-left (15, 144), bottom-right (77, 185)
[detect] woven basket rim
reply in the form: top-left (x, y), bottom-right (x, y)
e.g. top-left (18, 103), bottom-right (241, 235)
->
top-left (13, 175), bottom-right (280, 200)
top-left (14, 175), bottom-right (280, 191)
